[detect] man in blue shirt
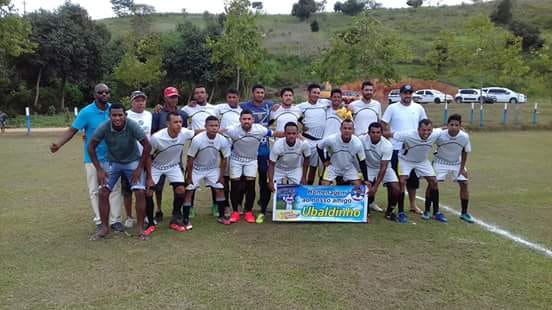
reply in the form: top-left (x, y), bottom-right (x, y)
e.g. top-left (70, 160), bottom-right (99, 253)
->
top-left (50, 83), bottom-right (124, 233)
top-left (240, 84), bottom-right (275, 224)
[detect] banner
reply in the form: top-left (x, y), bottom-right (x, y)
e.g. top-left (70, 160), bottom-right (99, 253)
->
top-left (272, 184), bottom-right (368, 223)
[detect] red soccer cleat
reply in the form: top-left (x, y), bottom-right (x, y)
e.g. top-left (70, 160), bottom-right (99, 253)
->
top-left (244, 212), bottom-right (255, 223)
top-left (229, 211), bottom-right (241, 223)
top-left (169, 223), bottom-right (187, 233)
top-left (143, 225), bottom-right (157, 236)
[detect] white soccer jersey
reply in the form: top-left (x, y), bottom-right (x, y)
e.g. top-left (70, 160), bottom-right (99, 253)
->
top-left (324, 107), bottom-right (343, 138)
top-left (226, 124), bottom-right (271, 162)
top-left (434, 130), bottom-right (471, 165)
top-left (150, 128), bottom-right (194, 170)
top-left (126, 110), bottom-right (152, 137)
top-left (269, 138), bottom-right (311, 171)
top-left (187, 132), bottom-right (230, 170)
top-left (318, 133), bottom-right (366, 171)
top-left (181, 103), bottom-right (217, 131)
top-left (297, 99), bottom-right (330, 139)
top-left (349, 99), bottom-right (382, 136)
top-left (360, 136), bottom-right (393, 169)
top-left (270, 105), bottom-right (302, 132)
top-left (394, 129), bottom-right (442, 163)
top-left (215, 103), bottom-right (242, 130)
top-left (381, 102), bottom-right (427, 150)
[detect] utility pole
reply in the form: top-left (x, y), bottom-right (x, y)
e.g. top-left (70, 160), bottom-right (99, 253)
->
top-left (23, 0), bottom-right (27, 15)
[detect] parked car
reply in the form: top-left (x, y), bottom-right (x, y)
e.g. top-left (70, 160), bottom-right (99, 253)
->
top-left (481, 87), bottom-right (527, 104)
top-left (454, 88), bottom-right (497, 104)
top-left (413, 89), bottom-right (453, 104)
top-left (387, 89), bottom-right (401, 104)
top-left (342, 90), bottom-right (360, 104)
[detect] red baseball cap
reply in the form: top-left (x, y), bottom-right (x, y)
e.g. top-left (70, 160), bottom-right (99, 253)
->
top-left (163, 87), bottom-right (180, 97)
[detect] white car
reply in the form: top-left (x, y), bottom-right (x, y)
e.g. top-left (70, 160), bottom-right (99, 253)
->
top-left (482, 87), bottom-right (527, 104)
top-left (413, 89), bottom-right (453, 104)
top-left (454, 89), bottom-right (496, 104)
top-left (387, 89), bottom-right (400, 104)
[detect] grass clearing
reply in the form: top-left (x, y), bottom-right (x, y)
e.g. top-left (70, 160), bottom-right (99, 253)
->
top-left (0, 132), bottom-right (551, 308)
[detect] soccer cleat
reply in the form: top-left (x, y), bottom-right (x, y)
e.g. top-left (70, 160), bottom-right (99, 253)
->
top-left (95, 224), bottom-right (102, 232)
top-left (460, 213), bottom-right (475, 224)
top-left (154, 210), bottom-right (163, 223)
top-left (385, 212), bottom-right (397, 222)
top-left (169, 223), bottom-right (187, 232)
top-left (124, 217), bottom-right (136, 228)
top-left (183, 219), bottom-right (193, 231)
top-left (143, 225), bottom-right (156, 236)
top-left (217, 217), bottom-right (231, 225)
top-left (189, 207), bottom-right (197, 218)
top-left (244, 212), bottom-right (256, 223)
top-left (421, 211), bottom-right (431, 220)
top-left (397, 212), bottom-right (408, 224)
top-left (211, 204), bottom-right (219, 217)
top-left (110, 222), bottom-right (125, 233)
top-left (433, 212), bottom-right (448, 223)
top-left (369, 203), bottom-right (384, 212)
top-left (256, 213), bottom-right (265, 224)
top-left (229, 211), bottom-right (241, 223)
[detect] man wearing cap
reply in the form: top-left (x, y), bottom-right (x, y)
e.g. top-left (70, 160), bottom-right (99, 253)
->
top-left (123, 91), bottom-right (152, 228)
top-left (50, 83), bottom-right (124, 234)
top-left (151, 86), bottom-right (189, 223)
top-left (382, 84), bottom-right (428, 218)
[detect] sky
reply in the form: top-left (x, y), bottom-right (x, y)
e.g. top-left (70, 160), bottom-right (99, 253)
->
top-left (11, 0), bottom-right (473, 20)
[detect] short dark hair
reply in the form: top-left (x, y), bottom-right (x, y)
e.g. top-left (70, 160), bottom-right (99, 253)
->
top-left (368, 122), bottom-right (382, 132)
top-left (226, 88), bottom-right (239, 96)
top-left (280, 87), bottom-right (294, 97)
top-left (448, 114), bottom-right (462, 124)
top-left (307, 83), bottom-right (321, 93)
top-left (109, 103), bottom-right (125, 113)
top-left (166, 111), bottom-right (182, 122)
top-left (418, 118), bottom-right (433, 128)
top-left (361, 81), bottom-right (374, 89)
top-left (284, 122), bottom-right (298, 131)
top-left (205, 115), bottom-right (219, 124)
top-left (240, 109), bottom-right (253, 117)
top-left (341, 118), bottom-right (354, 127)
top-left (193, 85), bottom-right (206, 92)
top-left (251, 84), bottom-right (264, 92)
top-left (330, 88), bottom-right (342, 96)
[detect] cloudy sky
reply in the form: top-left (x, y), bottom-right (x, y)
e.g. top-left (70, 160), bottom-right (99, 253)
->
top-left (12, 0), bottom-right (474, 20)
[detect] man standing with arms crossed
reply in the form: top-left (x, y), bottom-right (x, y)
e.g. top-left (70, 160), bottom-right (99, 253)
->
top-left (382, 84), bottom-right (427, 215)
top-left (50, 83), bottom-right (124, 234)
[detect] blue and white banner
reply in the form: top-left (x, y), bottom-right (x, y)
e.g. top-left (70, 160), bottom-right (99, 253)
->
top-left (272, 184), bottom-right (368, 223)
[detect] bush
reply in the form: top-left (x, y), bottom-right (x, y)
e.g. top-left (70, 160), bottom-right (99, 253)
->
top-left (310, 20), bottom-right (320, 32)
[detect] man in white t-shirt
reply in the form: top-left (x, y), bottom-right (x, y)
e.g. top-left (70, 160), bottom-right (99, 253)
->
top-left (390, 119), bottom-right (445, 224)
top-left (123, 90), bottom-right (152, 228)
top-left (317, 119), bottom-right (370, 186)
top-left (360, 122), bottom-right (400, 219)
top-left (269, 88), bottom-right (302, 132)
top-left (268, 122), bottom-right (311, 192)
top-left (433, 114), bottom-right (474, 223)
top-left (349, 81), bottom-right (382, 137)
top-left (382, 84), bottom-right (427, 215)
top-left (324, 89), bottom-right (346, 139)
top-left (145, 112), bottom-right (194, 234)
top-left (297, 83), bottom-right (331, 185)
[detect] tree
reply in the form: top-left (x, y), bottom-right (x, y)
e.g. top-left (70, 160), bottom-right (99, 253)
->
top-left (113, 35), bottom-right (164, 90)
top-left (130, 3), bottom-right (156, 37)
top-left (310, 19), bottom-right (319, 32)
top-left (508, 20), bottom-right (544, 52)
top-left (420, 31), bottom-right (450, 82)
top-left (209, 0), bottom-right (264, 92)
top-left (333, 0), bottom-right (368, 16)
top-left (490, 0), bottom-right (512, 25)
top-left (291, 0), bottom-right (319, 21)
top-left (0, 0), bottom-right (34, 82)
top-left (110, 0), bottom-right (135, 17)
top-left (252, 2), bottom-right (263, 10)
top-left (406, 0), bottom-right (423, 9)
top-left (317, 12), bottom-right (412, 84)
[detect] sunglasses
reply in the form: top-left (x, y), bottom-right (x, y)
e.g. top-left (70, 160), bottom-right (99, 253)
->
top-left (97, 91), bottom-right (110, 95)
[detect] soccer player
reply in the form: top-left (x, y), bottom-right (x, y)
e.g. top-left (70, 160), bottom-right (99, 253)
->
top-left (123, 90), bottom-right (152, 229)
top-left (360, 122), bottom-right (400, 219)
top-left (145, 112), bottom-right (194, 235)
top-left (0, 110), bottom-right (7, 133)
top-left (183, 116), bottom-right (231, 226)
top-left (317, 119), bottom-right (370, 186)
top-left (151, 86), bottom-right (189, 223)
top-left (182, 85), bottom-right (217, 131)
top-left (270, 88), bottom-right (302, 132)
top-left (49, 83), bottom-right (124, 234)
top-left (389, 119), bottom-right (445, 224)
top-left (324, 89), bottom-right (349, 139)
top-left (382, 84), bottom-right (428, 215)
top-left (225, 110), bottom-right (277, 224)
top-left (349, 81), bottom-right (382, 137)
top-left (297, 83), bottom-right (330, 185)
top-left (267, 122), bottom-right (311, 192)
top-left (88, 103), bottom-right (152, 240)
top-left (432, 114), bottom-right (474, 223)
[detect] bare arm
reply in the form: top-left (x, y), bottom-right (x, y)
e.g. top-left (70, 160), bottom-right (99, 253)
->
top-left (50, 127), bottom-right (78, 153)
top-left (459, 150), bottom-right (468, 177)
top-left (185, 156), bottom-right (194, 185)
top-left (371, 160), bottom-right (389, 195)
top-left (267, 160), bottom-right (276, 192)
top-left (131, 138), bottom-right (151, 184)
top-left (219, 157), bottom-right (227, 184)
top-left (381, 121), bottom-right (392, 139)
top-left (87, 139), bottom-right (107, 186)
top-left (301, 156), bottom-right (310, 185)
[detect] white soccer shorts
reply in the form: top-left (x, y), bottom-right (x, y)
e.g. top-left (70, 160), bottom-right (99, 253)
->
top-left (398, 159), bottom-right (435, 178)
top-left (305, 139), bottom-right (319, 167)
top-left (151, 165), bottom-right (184, 185)
top-left (368, 167), bottom-right (398, 184)
top-left (322, 165), bottom-right (361, 182)
top-left (186, 168), bottom-right (224, 190)
top-left (229, 158), bottom-right (257, 179)
top-left (274, 167), bottom-right (303, 185)
top-left (434, 163), bottom-right (468, 182)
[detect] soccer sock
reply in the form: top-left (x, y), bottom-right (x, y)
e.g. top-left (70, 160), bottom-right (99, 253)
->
top-left (461, 199), bottom-right (469, 214)
top-left (210, 188), bottom-right (217, 207)
top-left (424, 192), bottom-right (432, 213)
top-left (368, 196), bottom-right (374, 214)
top-left (230, 179), bottom-right (243, 212)
top-left (224, 176), bottom-right (230, 207)
top-left (217, 200), bottom-right (227, 218)
top-left (244, 180), bottom-right (256, 212)
top-left (173, 193), bottom-right (185, 218)
top-left (145, 195), bottom-right (155, 227)
top-left (397, 192), bottom-right (405, 213)
top-left (182, 203), bottom-right (191, 223)
top-left (431, 189), bottom-right (440, 215)
top-left (386, 192), bottom-right (397, 215)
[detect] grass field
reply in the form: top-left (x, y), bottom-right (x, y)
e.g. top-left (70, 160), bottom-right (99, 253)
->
top-left (1, 131), bottom-right (551, 308)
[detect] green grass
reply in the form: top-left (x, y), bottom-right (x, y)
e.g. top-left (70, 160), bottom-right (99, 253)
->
top-left (7, 114), bottom-right (75, 128)
top-left (0, 132), bottom-right (551, 308)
